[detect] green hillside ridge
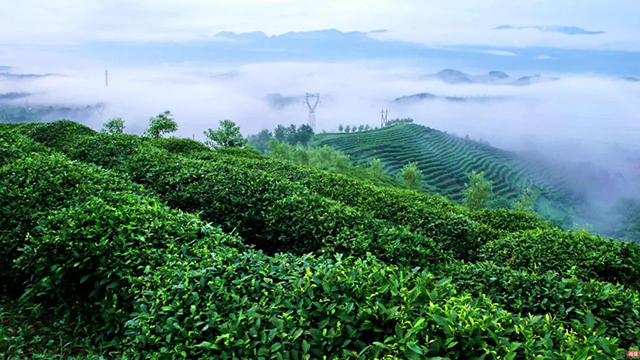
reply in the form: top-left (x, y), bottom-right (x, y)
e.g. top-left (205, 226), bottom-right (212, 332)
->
top-left (1, 120), bottom-right (639, 358)
top-left (312, 124), bottom-right (575, 223)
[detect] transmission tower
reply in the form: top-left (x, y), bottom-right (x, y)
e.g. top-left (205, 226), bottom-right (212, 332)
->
top-left (381, 109), bottom-right (388, 127)
top-left (304, 93), bottom-right (321, 130)
top-left (105, 70), bottom-right (109, 87)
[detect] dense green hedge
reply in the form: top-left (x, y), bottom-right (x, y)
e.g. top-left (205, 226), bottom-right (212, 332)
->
top-left (28, 133), bottom-right (449, 269)
top-left (123, 145), bottom-right (449, 268)
top-left (3, 130), bottom-right (628, 358)
top-left (28, 120), bottom-right (96, 150)
top-left (478, 228), bottom-right (640, 290)
top-left (442, 262), bottom-right (640, 347)
top-left (189, 151), bottom-right (548, 259)
top-left (146, 137), bottom-right (211, 155)
top-left (124, 250), bottom-right (625, 359)
top-left (0, 147), bottom-right (243, 339)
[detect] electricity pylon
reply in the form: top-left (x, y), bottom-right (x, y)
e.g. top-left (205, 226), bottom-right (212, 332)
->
top-left (304, 93), bottom-right (321, 130)
top-left (381, 109), bottom-right (388, 127)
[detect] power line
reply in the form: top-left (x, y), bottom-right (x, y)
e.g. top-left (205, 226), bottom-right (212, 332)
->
top-left (304, 93), bottom-right (320, 131)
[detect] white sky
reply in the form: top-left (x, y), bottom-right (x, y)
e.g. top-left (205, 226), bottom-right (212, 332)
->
top-left (1, 0), bottom-right (639, 50)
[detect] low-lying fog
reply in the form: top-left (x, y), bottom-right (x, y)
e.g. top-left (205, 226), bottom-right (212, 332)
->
top-left (2, 61), bottom-right (639, 226)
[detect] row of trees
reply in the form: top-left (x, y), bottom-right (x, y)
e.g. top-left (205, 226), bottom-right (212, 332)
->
top-left (247, 124), bottom-right (315, 152)
top-left (102, 112), bottom-right (247, 148)
top-left (385, 118), bottom-right (414, 127)
top-left (335, 117), bottom-right (415, 133)
top-left (338, 124), bottom-right (375, 133)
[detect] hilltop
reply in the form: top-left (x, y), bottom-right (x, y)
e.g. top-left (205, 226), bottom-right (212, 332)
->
top-left (1, 120), bottom-right (639, 357)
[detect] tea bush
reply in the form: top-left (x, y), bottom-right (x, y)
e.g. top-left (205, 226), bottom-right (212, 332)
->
top-left (478, 228), bottom-right (640, 290)
top-left (443, 261), bottom-right (640, 347)
top-left (124, 251), bottom-right (623, 359)
top-left (146, 137), bottom-right (210, 155)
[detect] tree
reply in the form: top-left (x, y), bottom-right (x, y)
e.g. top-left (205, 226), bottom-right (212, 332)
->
top-left (400, 162), bottom-right (423, 190)
top-left (274, 125), bottom-right (288, 142)
top-left (364, 125), bottom-right (371, 131)
top-left (143, 110), bottom-right (177, 138)
top-left (462, 170), bottom-right (494, 210)
top-left (296, 124), bottom-right (315, 146)
top-left (285, 124), bottom-right (298, 145)
top-left (101, 117), bottom-right (125, 134)
top-left (351, 126), bottom-right (357, 133)
top-left (368, 158), bottom-right (384, 179)
top-left (514, 188), bottom-right (538, 212)
top-left (203, 119), bottom-right (247, 148)
top-left (338, 124), bottom-right (344, 132)
top-left (344, 125), bottom-right (351, 133)
top-left (247, 129), bottom-right (273, 153)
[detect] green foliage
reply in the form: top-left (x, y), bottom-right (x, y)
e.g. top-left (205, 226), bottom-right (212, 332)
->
top-left (28, 120), bottom-right (96, 150)
top-left (368, 158), bottom-right (384, 179)
top-left (203, 119), bottom-right (247, 148)
top-left (386, 117), bottom-right (414, 126)
top-left (462, 170), bottom-right (494, 210)
top-left (146, 136), bottom-right (210, 154)
top-left (101, 117), bottom-right (125, 135)
top-left (338, 124), bottom-right (344, 132)
top-left (478, 227), bottom-right (640, 289)
top-left (268, 140), bottom-right (399, 187)
top-left (311, 124), bottom-right (572, 223)
top-left (246, 129), bottom-right (272, 153)
top-left (344, 125), bottom-right (351, 133)
top-left (610, 198), bottom-right (640, 243)
top-left (445, 261), bottom-right (640, 347)
top-left (400, 162), bottom-right (423, 190)
top-left (125, 252), bottom-right (627, 358)
top-left (3, 121), bottom-right (640, 356)
top-left (514, 187), bottom-right (539, 212)
top-left (143, 110), bottom-right (177, 138)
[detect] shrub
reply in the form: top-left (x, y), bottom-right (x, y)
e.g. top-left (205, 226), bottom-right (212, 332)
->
top-left (28, 120), bottom-right (96, 150)
top-left (146, 137), bottom-right (210, 155)
top-left (399, 162), bottom-right (423, 191)
top-left (479, 228), bottom-right (640, 290)
top-left (443, 261), bottom-right (640, 347)
top-left (462, 170), bottom-right (493, 210)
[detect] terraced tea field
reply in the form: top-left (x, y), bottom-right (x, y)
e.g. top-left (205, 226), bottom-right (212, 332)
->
top-left (312, 124), bottom-right (572, 209)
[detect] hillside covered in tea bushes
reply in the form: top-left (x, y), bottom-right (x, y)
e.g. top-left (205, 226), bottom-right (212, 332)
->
top-left (1, 120), bottom-right (639, 358)
top-left (311, 124), bottom-right (575, 224)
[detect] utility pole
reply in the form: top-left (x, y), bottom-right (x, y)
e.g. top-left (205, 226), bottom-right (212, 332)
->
top-left (105, 70), bottom-right (109, 87)
top-left (381, 109), bottom-right (388, 127)
top-left (304, 93), bottom-right (321, 131)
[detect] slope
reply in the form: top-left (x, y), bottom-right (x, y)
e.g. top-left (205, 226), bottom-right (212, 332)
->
top-left (312, 124), bottom-right (574, 221)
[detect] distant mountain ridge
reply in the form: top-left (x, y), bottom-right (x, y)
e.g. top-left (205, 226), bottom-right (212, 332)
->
top-left (426, 69), bottom-right (552, 86)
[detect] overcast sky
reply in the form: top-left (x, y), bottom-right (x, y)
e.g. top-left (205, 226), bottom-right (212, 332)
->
top-left (2, 0), bottom-right (640, 51)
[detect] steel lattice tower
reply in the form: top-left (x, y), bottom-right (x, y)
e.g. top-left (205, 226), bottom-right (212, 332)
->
top-left (304, 93), bottom-right (321, 130)
top-left (381, 109), bottom-right (388, 127)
